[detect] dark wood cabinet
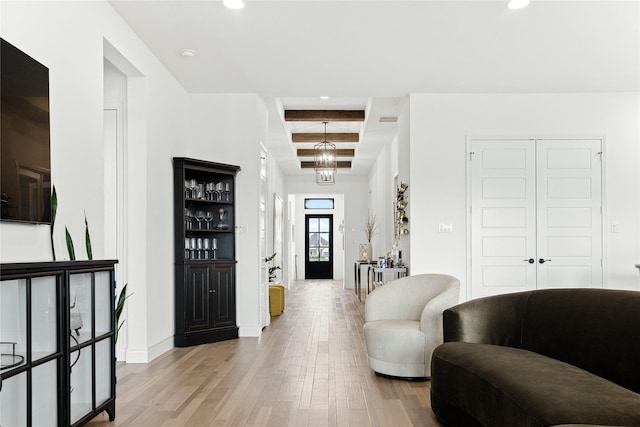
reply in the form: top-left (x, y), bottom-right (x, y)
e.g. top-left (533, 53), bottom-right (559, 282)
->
top-left (173, 158), bottom-right (240, 347)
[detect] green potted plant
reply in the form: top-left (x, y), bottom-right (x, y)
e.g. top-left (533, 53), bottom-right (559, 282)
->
top-left (51, 186), bottom-right (130, 344)
top-left (265, 252), bottom-right (281, 283)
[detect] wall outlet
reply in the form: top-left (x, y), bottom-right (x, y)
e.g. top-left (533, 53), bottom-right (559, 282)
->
top-left (235, 224), bottom-right (249, 234)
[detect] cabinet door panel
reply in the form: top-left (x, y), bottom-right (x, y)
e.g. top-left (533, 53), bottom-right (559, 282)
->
top-left (0, 373), bottom-right (26, 427)
top-left (186, 266), bottom-right (212, 331)
top-left (70, 346), bottom-right (93, 424)
top-left (32, 360), bottom-right (58, 426)
top-left (213, 265), bottom-right (235, 328)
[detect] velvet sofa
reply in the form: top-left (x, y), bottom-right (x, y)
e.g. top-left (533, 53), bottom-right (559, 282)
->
top-left (430, 288), bottom-right (640, 427)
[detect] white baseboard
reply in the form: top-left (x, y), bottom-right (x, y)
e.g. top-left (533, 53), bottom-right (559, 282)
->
top-left (125, 336), bottom-right (173, 363)
top-left (238, 326), bottom-right (262, 337)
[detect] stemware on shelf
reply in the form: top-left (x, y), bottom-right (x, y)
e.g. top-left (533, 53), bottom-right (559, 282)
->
top-left (194, 210), bottom-right (205, 230)
top-left (184, 208), bottom-right (193, 230)
top-left (205, 211), bottom-right (214, 229)
top-left (203, 238), bottom-right (210, 259)
top-left (184, 179), bottom-right (191, 198)
top-left (184, 237), bottom-right (190, 259)
top-left (189, 179), bottom-right (198, 198)
top-left (215, 182), bottom-right (224, 201)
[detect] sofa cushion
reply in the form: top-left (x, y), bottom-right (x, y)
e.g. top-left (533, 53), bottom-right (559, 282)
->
top-left (431, 342), bottom-right (640, 427)
top-left (521, 289), bottom-right (640, 394)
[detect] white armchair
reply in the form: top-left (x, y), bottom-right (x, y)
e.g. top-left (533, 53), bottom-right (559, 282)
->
top-left (363, 274), bottom-right (460, 378)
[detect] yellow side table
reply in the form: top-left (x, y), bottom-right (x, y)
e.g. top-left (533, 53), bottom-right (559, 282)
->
top-left (269, 284), bottom-right (285, 316)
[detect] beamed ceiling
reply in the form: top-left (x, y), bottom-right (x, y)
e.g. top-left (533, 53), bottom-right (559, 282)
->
top-left (285, 110), bottom-right (365, 172)
top-left (107, 0), bottom-right (639, 179)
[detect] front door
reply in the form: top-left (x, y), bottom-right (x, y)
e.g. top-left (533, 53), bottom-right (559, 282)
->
top-left (305, 214), bottom-right (333, 279)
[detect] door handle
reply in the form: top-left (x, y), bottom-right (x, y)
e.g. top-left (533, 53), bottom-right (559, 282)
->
top-left (523, 258), bottom-right (535, 264)
top-left (539, 258), bottom-right (552, 264)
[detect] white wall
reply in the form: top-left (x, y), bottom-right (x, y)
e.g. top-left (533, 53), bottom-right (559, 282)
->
top-left (185, 93), bottom-right (268, 337)
top-left (396, 99), bottom-right (411, 265)
top-left (285, 177), bottom-right (368, 288)
top-left (409, 92), bottom-right (640, 300)
top-left (1, 0), bottom-right (189, 363)
top-left (0, 1), bottom-right (269, 362)
top-left (367, 144), bottom-right (392, 262)
top-left (365, 113), bottom-right (412, 270)
top-left (265, 148), bottom-right (286, 284)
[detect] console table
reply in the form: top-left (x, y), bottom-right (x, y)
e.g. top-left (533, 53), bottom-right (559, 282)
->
top-left (367, 266), bottom-right (408, 293)
top-left (354, 261), bottom-right (376, 301)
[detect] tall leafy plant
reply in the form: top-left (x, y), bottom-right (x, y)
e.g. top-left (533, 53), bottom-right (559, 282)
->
top-left (265, 252), bottom-right (281, 282)
top-left (51, 186), bottom-right (130, 343)
top-left (114, 283), bottom-right (128, 344)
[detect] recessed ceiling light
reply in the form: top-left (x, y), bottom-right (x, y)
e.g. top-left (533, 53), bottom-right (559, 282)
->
top-left (507, 0), bottom-right (530, 9)
top-left (180, 48), bottom-right (196, 57)
top-left (224, 0), bottom-right (245, 9)
top-left (320, 96), bottom-right (329, 100)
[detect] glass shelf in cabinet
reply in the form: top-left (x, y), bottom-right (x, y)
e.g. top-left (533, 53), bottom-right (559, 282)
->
top-left (185, 229), bottom-right (234, 233)
top-left (185, 198), bottom-right (232, 204)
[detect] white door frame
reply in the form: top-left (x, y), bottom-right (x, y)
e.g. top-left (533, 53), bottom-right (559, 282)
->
top-left (465, 135), bottom-right (607, 301)
top-left (259, 143), bottom-right (269, 328)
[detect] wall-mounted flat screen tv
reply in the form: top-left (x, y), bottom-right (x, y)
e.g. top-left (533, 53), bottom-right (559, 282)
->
top-left (1, 38), bottom-right (51, 224)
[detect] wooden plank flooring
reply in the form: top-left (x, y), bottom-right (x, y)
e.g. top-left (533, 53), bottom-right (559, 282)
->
top-left (87, 280), bottom-right (443, 427)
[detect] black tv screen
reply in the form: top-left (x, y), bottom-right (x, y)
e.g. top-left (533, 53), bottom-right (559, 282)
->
top-left (1, 38), bottom-right (51, 224)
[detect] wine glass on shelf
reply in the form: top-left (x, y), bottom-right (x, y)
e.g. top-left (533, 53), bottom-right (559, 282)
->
top-left (190, 237), bottom-right (197, 260)
top-left (184, 208), bottom-right (193, 230)
top-left (224, 183), bottom-right (231, 201)
top-left (189, 179), bottom-right (198, 199)
top-left (184, 237), bottom-right (191, 260)
top-left (215, 182), bottom-right (224, 201)
top-left (196, 238), bottom-right (203, 260)
top-left (195, 210), bottom-right (205, 230)
top-left (184, 179), bottom-right (191, 198)
top-left (203, 238), bottom-right (210, 259)
top-left (204, 211), bottom-right (214, 230)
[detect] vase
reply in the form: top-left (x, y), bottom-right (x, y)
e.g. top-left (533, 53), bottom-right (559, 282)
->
top-left (366, 242), bottom-right (372, 262)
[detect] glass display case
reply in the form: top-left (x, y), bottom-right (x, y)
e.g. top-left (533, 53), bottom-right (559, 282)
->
top-left (0, 260), bottom-right (116, 426)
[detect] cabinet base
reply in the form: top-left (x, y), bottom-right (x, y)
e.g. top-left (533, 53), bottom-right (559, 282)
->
top-left (174, 327), bottom-right (239, 347)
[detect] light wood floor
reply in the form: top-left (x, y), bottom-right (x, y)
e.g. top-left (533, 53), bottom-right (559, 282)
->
top-left (87, 280), bottom-right (443, 427)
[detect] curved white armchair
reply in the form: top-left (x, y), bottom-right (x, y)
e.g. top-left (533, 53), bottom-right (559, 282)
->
top-left (363, 274), bottom-right (460, 378)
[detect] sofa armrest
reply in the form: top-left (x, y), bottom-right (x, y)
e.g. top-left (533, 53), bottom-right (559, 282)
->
top-left (443, 291), bottom-right (531, 347)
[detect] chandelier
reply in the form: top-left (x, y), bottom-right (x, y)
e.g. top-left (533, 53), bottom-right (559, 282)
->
top-left (314, 121), bottom-right (337, 185)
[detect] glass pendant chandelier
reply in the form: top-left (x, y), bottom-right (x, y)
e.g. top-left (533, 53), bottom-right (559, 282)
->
top-left (314, 122), bottom-right (337, 185)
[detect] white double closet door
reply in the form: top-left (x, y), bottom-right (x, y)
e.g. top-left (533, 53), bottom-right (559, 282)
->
top-left (469, 138), bottom-right (603, 299)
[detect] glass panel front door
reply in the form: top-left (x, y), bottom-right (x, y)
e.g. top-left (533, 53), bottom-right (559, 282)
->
top-left (305, 214), bottom-right (333, 279)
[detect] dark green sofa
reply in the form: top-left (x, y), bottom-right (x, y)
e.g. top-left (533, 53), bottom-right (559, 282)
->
top-left (430, 288), bottom-right (640, 427)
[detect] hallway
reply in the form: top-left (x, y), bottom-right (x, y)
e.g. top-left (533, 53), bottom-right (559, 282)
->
top-left (88, 280), bottom-right (441, 426)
